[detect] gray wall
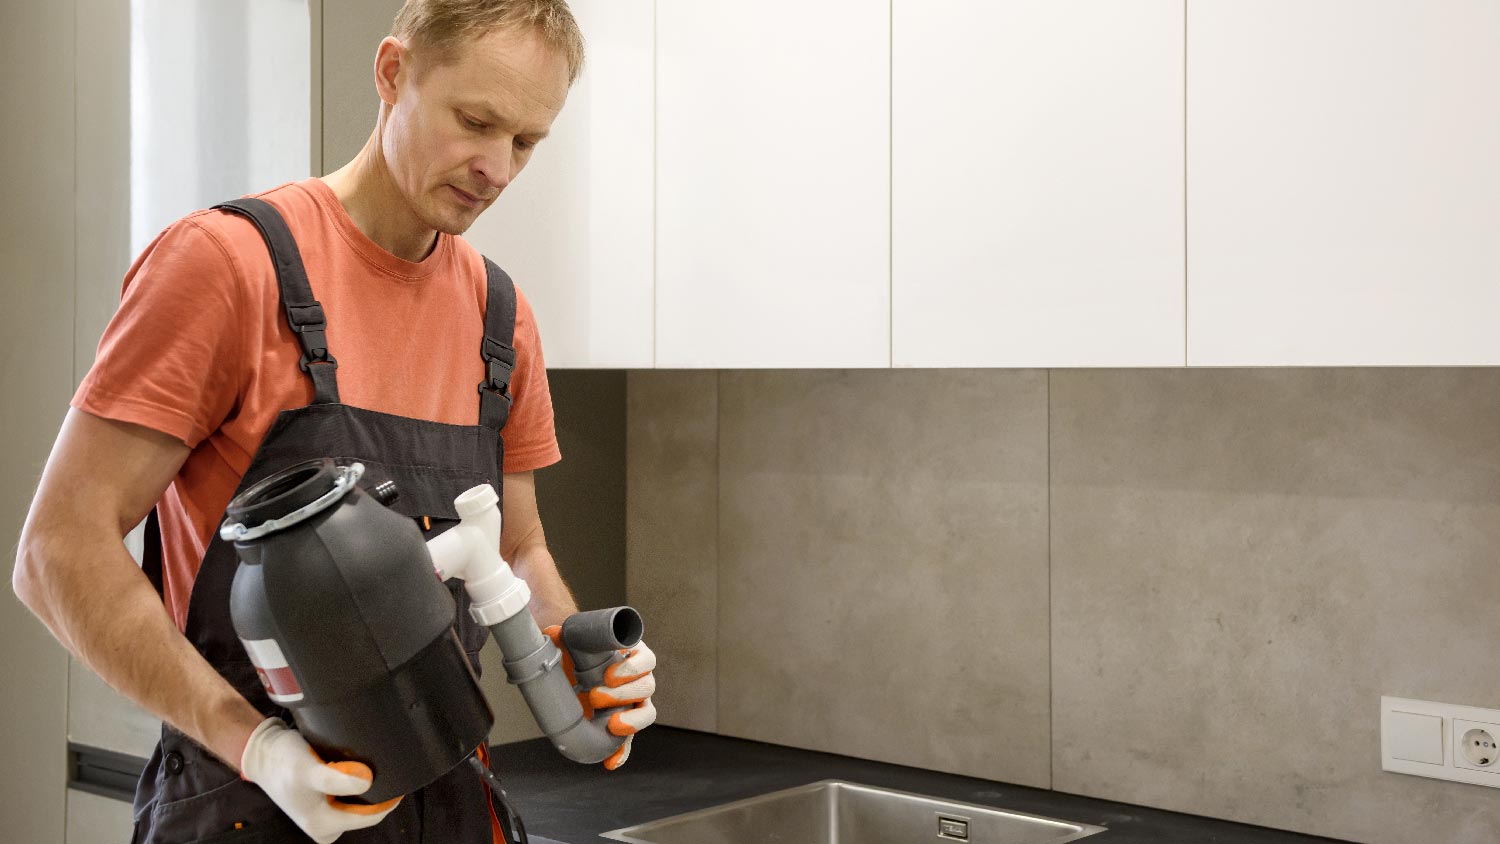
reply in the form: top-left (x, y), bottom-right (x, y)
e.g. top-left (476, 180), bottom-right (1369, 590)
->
top-left (1, 0), bottom-right (78, 838)
top-left (321, 0), bottom-right (403, 173)
top-left (538, 370), bottom-right (628, 613)
top-left (627, 368), bottom-right (1500, 844)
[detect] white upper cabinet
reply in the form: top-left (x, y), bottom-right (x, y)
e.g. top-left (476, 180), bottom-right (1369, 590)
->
top-left (654, 0), bottom-right (891, 368)
top-left (1188, 1), bottom-right (1500, 366)
top-left (467, 0), bottom-right (655, 368)
top-left (893, 1), bottom-right (1185, 368)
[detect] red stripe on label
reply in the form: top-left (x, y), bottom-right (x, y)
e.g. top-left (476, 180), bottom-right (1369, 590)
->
top-left (255, 664), bottom-right (302, 698)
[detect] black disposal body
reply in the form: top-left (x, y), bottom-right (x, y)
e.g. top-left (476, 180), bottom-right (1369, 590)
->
top-left (224, 458), bottom-right (493, 804)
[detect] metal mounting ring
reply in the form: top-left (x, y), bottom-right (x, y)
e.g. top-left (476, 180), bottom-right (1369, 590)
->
top-left (220, 462), bottom-right (365, 542)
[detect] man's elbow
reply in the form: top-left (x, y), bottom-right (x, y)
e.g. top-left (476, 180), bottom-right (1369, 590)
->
top-left (12, 527), bottom-right (48, 617)
top-left (12, 508), bottom-right (68, 626)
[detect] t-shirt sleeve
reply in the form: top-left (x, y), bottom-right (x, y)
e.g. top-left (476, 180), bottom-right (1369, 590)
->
top-left (501, 286), bottom-right (562, 473)
top-left (72, 217), bottom-right (244, 449)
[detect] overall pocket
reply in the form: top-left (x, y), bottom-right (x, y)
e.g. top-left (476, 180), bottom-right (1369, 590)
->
top-left (141, 731), bottom-right (295, 844)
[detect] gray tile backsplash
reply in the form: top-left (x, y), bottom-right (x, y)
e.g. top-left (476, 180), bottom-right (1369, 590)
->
top-left (627, 367), bottom-right (1500, 844)
top-left (626, 371), bottom-right (719, 733)
top-left (714, 370), bottom-right (1050, 788)
top-left (1050, 368), bottom-right (1500, 844)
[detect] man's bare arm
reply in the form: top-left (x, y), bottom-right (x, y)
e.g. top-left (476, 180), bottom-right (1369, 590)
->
top-left (12, 408), bottom-right (265, 767)
top-left (499, 470), bottom-right (578, 628)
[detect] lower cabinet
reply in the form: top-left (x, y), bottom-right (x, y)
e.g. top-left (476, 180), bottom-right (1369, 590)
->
top-left (66, 790), bottom-right (134, 844)
top-left (68, 658), bottom-right (161, 761)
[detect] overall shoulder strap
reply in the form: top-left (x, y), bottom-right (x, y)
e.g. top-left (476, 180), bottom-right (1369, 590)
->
top-left (213, 197), bottom-right (340, 405)
top-left (140, 507), bottom-right (166, 601)
top-left (479, 257), bottom-right (518, 432)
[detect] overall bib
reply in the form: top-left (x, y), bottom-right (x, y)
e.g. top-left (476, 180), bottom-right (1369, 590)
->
top-left (131, 197), bottom-right (518, 844)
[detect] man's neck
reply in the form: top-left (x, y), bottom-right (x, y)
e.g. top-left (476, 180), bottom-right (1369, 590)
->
top-left (321, 131), bottom-right (439, 264)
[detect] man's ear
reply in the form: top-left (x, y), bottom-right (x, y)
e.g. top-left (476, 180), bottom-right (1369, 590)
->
top-left (374, 36), bottom-right (407, 107)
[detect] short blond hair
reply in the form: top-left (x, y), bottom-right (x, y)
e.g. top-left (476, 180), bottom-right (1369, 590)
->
top-left (392, 0), bottom-right (585, 85)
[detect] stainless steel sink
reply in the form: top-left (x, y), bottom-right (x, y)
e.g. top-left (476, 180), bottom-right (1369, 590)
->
top-left (601, 780), bottom-right (1106, 844)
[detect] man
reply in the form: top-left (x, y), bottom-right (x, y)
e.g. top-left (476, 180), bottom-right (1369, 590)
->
top-left (11, 2), bottom-right (656, 842)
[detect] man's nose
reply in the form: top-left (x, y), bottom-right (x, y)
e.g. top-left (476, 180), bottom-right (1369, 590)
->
top-left (473, 138), bottom-right (516, 194)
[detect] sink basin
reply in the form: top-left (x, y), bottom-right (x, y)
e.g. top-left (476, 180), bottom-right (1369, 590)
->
top-left (601, 780), bottom-right (1106, 844)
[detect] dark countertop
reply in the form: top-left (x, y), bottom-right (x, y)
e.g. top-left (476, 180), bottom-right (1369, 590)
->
top-left (489, 727), bottom-right (1353, 844)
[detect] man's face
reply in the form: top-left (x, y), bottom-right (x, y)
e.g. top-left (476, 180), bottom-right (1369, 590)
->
top-left (381, 27), bottom-right (570, 235)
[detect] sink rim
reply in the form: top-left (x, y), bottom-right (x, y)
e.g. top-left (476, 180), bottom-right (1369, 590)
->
top-left (600, 778), bottom-right (1108, 844)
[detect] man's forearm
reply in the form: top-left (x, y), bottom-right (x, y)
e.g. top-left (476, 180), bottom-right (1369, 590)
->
top-left (14, 525), bottom-right (264, 768)
top-left (509, 542), bottom-right (578, 629)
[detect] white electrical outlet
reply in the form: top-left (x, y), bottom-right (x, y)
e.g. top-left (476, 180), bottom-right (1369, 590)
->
top-left (1381, 697), bottom-right (1500, 789)
top-left (1453, 719), bottom-right (1500, 773)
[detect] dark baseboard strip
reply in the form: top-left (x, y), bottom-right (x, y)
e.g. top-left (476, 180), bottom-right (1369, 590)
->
top-left (69, 743), bottom-right (148, 803)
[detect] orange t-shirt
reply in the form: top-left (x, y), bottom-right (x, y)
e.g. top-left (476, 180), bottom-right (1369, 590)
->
top-left (73, 178), bottom-right (561, 632)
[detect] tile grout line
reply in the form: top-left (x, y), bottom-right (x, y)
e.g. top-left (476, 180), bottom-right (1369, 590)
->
top-left (714, 370), bottom-right (723, 734)
top-left (1046, 369), bottom-right (1054, 790)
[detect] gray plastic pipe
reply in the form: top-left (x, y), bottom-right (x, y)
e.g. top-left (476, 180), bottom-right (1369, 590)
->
top-left (488, 607), bottom-right (643, 763)
top-left (426, 484), bottom-right (643, 764)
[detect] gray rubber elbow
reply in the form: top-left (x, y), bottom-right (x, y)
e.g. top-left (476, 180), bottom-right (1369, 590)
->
top-left (489, 611), bottom-right (628, 764)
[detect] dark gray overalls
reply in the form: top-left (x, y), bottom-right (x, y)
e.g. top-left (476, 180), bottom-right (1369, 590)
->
top-left (132, 197), bottom-right (516, 844)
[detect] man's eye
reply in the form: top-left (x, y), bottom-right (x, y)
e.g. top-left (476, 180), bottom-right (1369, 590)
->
top-left (515, 139), bottom-right (534, 151)
top-left (461, 114), bottom-right (486, 130)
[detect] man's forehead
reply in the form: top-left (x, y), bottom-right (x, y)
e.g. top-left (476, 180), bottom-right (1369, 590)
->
top-left (425, 27), bottom-right (569, 113)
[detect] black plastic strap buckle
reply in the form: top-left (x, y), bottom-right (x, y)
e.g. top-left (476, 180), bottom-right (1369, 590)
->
top-left (286, 303), bottom-right (326, 328)
top-left (478, 380), bottom-right (514, 405)
top-left (481, 339), bottom-right (516, 391)
top-left (295, 332), bottom-right (336, 370)
top-left (486, 356), bottom-right (515, 391)
top-left (298, 349), bottom-right (338, 372)
top-left (287, 302), bottom-right (336, 371)
top-left (478, 381), bottom-right (514, 432)
top-left (479, 339), bottom-right (516, 429)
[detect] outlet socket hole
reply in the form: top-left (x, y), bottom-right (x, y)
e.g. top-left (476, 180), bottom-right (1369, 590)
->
top-left (1461, 728), bottom-right (1497, 768)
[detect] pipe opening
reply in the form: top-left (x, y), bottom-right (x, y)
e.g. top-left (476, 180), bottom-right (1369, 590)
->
top-left (612, 608), bottom-right (644, 649)
top-left (227, 459), bottom-right (338, 527)
top-left (256, 465), bottom-right (324, 504)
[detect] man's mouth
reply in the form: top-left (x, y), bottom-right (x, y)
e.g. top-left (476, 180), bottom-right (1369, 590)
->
top-left (449, 185), bottom-right (487, 207)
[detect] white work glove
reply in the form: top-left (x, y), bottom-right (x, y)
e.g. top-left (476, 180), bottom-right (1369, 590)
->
top-left (545, 627), bottom-right (658, 770)
top-left (240, 717), bottom-right (402, 843)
